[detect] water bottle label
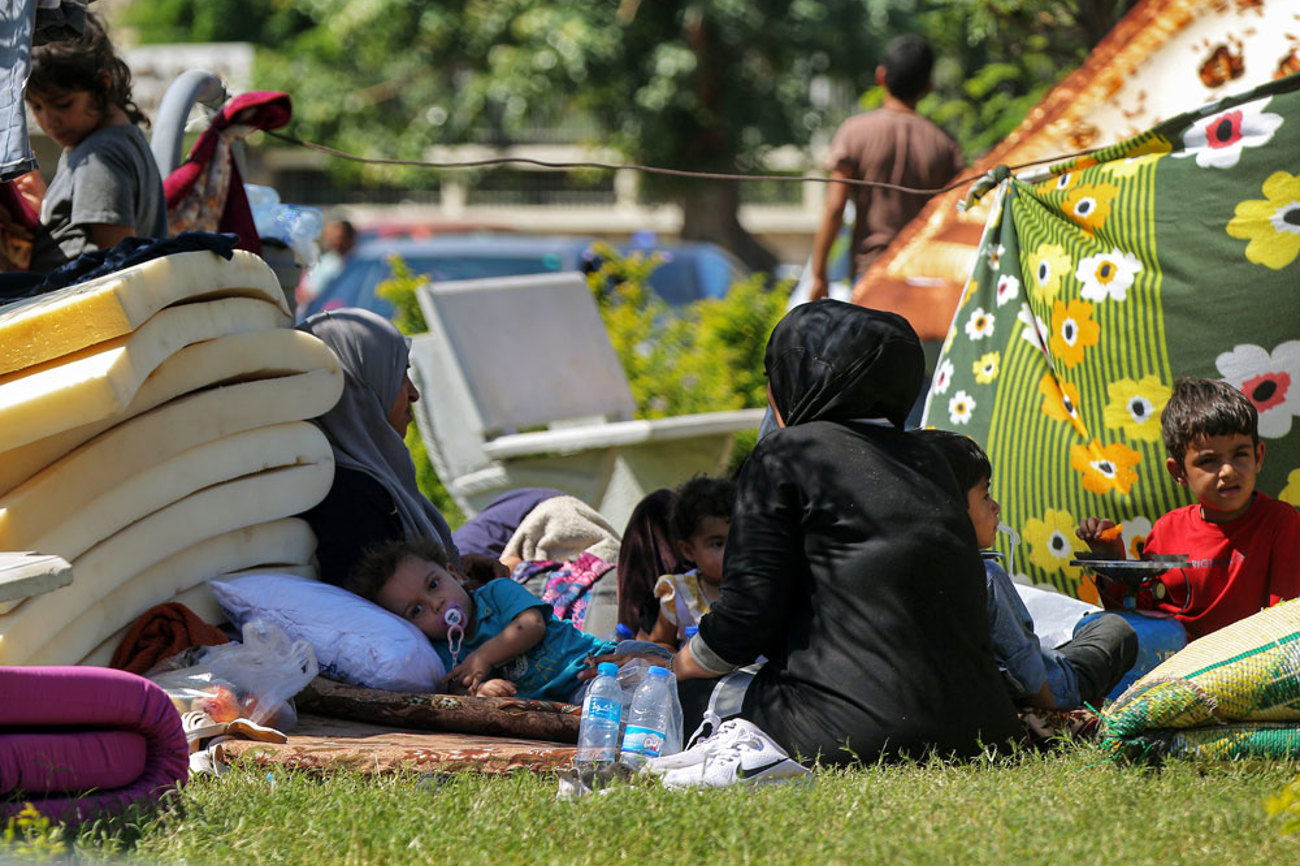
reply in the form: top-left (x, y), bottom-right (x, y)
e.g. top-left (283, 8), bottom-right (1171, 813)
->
top-left (621, 725), bottom-right (665, 759)
top-left (583, 695), bottom-right (621, 724)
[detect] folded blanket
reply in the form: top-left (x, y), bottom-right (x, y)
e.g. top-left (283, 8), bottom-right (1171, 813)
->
top-left (502, 495), bottom-right (621, 565)
top-left (1101, 599), bottom-right (1300, 760)
top-left (111, 602), bottom-right (230, 675)
top-left (0, 666), bottom-right (188, 824)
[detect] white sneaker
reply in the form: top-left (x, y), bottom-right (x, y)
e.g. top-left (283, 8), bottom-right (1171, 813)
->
top-left (641, 713), bottom-right (743, 775)
top-left (656, 720), bottom-right (811, 789)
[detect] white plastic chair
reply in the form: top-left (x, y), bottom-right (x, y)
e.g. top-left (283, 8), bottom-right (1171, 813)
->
top-left (408, 271), bottom-right (763, 530)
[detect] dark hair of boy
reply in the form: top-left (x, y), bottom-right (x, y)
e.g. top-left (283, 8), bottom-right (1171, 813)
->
top-left (29, 15), bottom-right (148, 127)
top-left (880, 34), bottom-right (935, 103)
top-left (346, 536), bottom-right (450, 602)
top-left (912, 429), bottom-right (991, 494)
top-left (1160, 377), bottom-right (1259, 467)
top-left (670, 475), bottom-right (737, 544)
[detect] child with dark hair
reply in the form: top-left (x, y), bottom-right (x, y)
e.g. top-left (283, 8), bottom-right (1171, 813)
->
top-left (916, 429), bottom-right (1136, 709)
top-left (24, 14), bottom-right (167, 273)
top-left (647, 475), bottom-right (736, 648)
top-left (617, 488), bottom-right (686, 638)
top-left (348, 535), bottom-right (618, 700)
top-left (1078, 377), bottom-right (1300, 639)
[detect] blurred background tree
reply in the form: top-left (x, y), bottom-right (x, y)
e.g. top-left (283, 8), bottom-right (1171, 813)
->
top-left (122, 0), bottom-right (1139, 270)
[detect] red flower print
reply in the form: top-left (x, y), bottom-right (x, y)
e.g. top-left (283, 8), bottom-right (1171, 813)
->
top-left (1205, 110), bottom-right (1243, 150)
top-left (1242, 371), bottom-right (1290, 413)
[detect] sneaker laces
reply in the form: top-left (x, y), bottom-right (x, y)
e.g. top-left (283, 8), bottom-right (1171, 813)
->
top-left (685, 711), bottom-right (723, 751)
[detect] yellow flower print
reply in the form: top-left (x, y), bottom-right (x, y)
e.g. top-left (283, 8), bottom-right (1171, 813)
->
top-left (1048, 299), bottom-right (1100, 369)
top-left (1070, 439), bottom-right (1142, 496)
top-left (1028, 243), bottom-right (1072, 301)
top-left (1226, 171), bottom-right (1300, 270)
top-left (959, 278), bottom-right (979, 311)
top-left (973, 351), bottom-right (1001, 385)
top-left (1037, 171), bottom-right (1079, 195)
top-left (1103, 136), bottom-right (1172, 178)
top-left (1037, 372), bottom-right (1088, 437)
top-left (1281, 468), bottom-right (1300, 507)
top-left (1023, 508), bottom-right (1083, 580)
top-left (1103, 376), bottom-right (1171, 441)
top-left (1063, 182), bottom-right (1119, 234)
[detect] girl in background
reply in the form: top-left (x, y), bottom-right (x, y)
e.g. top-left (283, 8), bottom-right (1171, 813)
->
top-left (24, 15), bottom-right (166, 272)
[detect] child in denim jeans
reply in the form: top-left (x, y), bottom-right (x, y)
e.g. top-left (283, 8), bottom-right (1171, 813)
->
top-left (917, 430), bottom-right (1137, 708)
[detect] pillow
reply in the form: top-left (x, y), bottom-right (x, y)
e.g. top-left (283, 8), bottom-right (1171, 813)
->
top-left (209, 573), bottom-right (446, 693)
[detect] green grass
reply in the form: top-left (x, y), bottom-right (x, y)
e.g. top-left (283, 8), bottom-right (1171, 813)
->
top-left (18, 744), bottom-right (1300, 865)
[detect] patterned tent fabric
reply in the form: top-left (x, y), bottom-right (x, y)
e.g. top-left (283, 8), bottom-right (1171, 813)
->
top-left (923, 73), bottom-right (1300, 598)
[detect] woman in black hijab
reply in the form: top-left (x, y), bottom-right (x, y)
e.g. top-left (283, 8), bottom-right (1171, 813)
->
top-left (671, 300), bottom-right (1021, 765)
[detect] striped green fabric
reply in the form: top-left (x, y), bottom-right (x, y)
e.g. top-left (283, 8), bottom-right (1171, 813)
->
top-left (1099, 595), bottom-right (1300, 761)
top-left (1112, 724), bottom-right (1300, 762)
top-left (924, 74), bottom-right (1300, 596)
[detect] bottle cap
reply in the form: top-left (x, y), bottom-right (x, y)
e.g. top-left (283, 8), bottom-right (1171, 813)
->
top-left (597, 662), bottom-right (619, 676)
top-left (684, 626), bottom-right (699, 638)
top-left (648, 665), bottom-right (671, 678)
top-left (615, 623), bottom-right (635, 640)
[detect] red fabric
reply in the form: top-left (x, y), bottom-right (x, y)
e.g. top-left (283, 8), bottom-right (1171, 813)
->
top-left (162, 91), bottom-right (292, 254)
top-left (0, 181), bottom-right (38, 231)
top-left (110, 602), bottom-right (229, 675)
top-left (0, 180), bottom-right (39, 270)
top-left (0, 666), bottom-right (188, 824)
top-left (1107, 494), bottom-right (1300, 639)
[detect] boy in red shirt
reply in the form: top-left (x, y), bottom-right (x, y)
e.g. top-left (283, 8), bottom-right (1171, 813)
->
top-left (1078, 377), bottom-right (1300, 639)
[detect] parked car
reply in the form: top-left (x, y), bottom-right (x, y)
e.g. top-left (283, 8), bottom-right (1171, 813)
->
top-left (297, 233), bottom-right (751, 321)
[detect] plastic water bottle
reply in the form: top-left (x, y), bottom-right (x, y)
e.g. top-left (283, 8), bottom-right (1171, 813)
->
top-left (576, 662), bottom-right (623, 786)
top-left (619, 665), bottom-right (674, 770)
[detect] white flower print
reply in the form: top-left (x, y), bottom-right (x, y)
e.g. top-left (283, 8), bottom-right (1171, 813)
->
top-left (1017, 304), bottom-right (1049, 355)
top-left (964, 307), bottom-right (995, 341)
top-left (1075, 248), bottom-right (1143, 303)
top-left (995, 274), bottom-right (1020, 308)
top-left (948, 390), bottom-right (976, 425)
top-left (1176, 97), bottom-right (1284, 169)
top-left (1216, 340), bottom-right (1300, 438)
top-left (933, 357), bottom-right (955, 396)
top-left (986, 243), bottom-right (1006, 270)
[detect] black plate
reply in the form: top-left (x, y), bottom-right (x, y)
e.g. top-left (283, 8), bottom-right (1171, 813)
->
top-left (1070, 554), bottom-right (1189, 572)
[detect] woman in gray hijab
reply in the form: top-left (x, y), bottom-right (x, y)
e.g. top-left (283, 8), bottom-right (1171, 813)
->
top-left (670, 300), bottom-right (1021, 766)
top-left (298, 308), bottom-right (458, 586)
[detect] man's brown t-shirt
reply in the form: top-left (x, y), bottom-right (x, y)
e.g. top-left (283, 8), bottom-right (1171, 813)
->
top-left (825, 108), bottom-right (964, 279)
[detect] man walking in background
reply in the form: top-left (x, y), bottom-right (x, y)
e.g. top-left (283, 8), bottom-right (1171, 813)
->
top-left (808, 35), bottom-right (963, 301)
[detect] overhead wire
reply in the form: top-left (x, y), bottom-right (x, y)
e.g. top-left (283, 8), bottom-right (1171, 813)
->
top-left (263, 129), bottom-right (1100, 198)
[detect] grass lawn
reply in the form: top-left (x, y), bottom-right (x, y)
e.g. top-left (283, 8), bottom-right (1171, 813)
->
top-left (17, 743), bottom-right (1300, 865)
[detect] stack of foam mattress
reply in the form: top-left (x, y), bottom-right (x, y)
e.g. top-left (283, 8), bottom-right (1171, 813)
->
top-left (0, 250), bottom-right (343, 667)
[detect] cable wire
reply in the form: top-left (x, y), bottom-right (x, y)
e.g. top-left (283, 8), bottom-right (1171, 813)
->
top-left (264, 129), bottom-right (1099, 197)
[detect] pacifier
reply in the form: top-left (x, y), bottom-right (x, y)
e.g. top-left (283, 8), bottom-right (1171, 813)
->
top-left (443, 602), bottom-right (466, 662)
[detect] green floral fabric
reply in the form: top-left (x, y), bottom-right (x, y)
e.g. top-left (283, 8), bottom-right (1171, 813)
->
top-left (923, 74), bottom-right (1300, 597)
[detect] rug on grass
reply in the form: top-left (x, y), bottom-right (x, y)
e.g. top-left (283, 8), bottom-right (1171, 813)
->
top-left (923, 72), bottom-right (1300, 599)
top-left (294, 677), bottom-right (579, 742)
top-left (218, 713), bottom-right (575, 775)
top-left (1100, 599), bottom-right (1300, 761)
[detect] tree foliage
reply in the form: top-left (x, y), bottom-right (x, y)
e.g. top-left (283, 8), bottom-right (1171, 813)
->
top-left (122, 1), bottom-right (1139, 260)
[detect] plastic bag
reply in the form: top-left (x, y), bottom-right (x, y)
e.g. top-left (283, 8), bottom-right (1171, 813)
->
top-left (150, 619), bottom-right (318, 730)
top-left (615, 657), bottom-right (683, 757)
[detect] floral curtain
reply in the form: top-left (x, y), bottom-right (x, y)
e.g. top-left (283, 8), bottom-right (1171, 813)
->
top-left (923, 73), bottom-right (1300, 599)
